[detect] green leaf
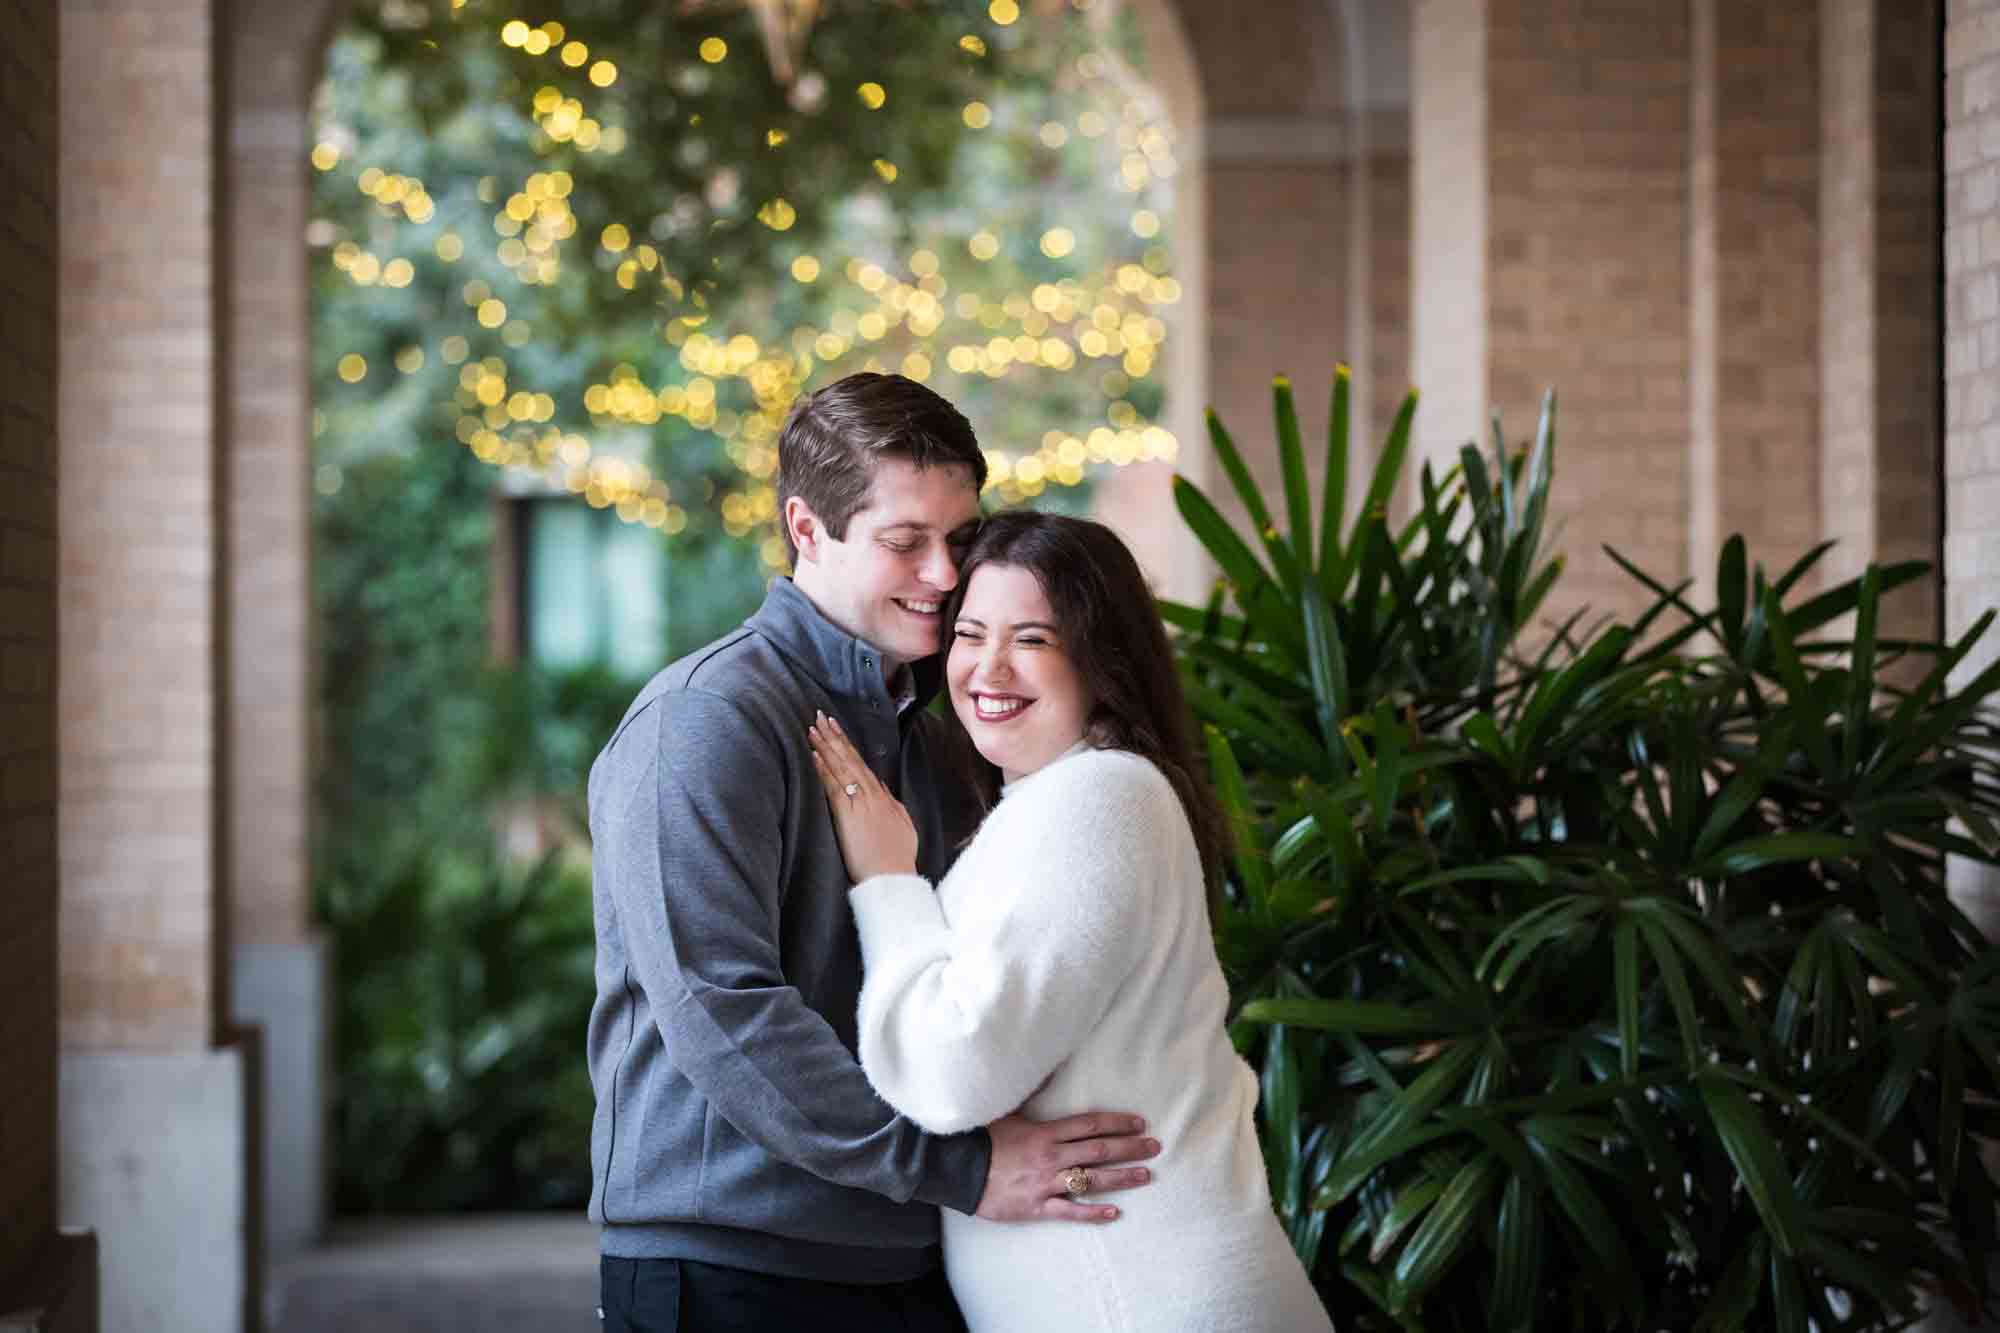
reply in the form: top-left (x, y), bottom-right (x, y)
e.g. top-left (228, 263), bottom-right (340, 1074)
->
top-left (1239, 997), bottom-right (1443, 1036)
top-left (1391, 1152), bottom-right (1504, 1309)
top-left (1697, 832), bottom-right (1857, 879)
top-left (1487, 1172), bottom-right (1543, 1333)
top-left (1635, 915), bottom-right (1701, 1068)
top-left (1522, 1123), bottom-right (1635, 1309)
top-left (1717, 535), bottom-right (1747, 658)
top-left (1300, 578), bottom-right (1350, 763)
top-left (1762, 586), bottom-right (1838, 780)
top-left (1180, 675), bottom-right (1324, 772)
top-left (1262, 1022), bottom-right (1303, 1219)
top-left (1940, 1034), bottom-right (1967, 1199)
top-left (1274, 376), bottom-right (1313, 582)
top-left (1203, 406), bottom-right (1276, 545)
top-left (1320, 365), bottom-right (1353, 578)
top-left (1203, 726), bottom-right (1269, 903)
top-left (1769, 1250), bottom-right (1808, 1333)
top-left (1368, 1175), bottom-right (1445, 1264)
top-left (1614, 917), bottom-right (1641, 1080)
top-left (1173, 475), bottom-right (1273, 603)
top-left (1843, 564), bottom-right (1880, 776)
top-left (1699, 1076), bottom-right (1804, 1257)
top-left (1786, 559), bottom-right (1929, 638)
top-left (1332, 391), bottom-right (1416, 601)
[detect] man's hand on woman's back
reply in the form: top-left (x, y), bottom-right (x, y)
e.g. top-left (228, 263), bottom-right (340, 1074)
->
top-left (976, 1111), bottom-right (1160, 1223)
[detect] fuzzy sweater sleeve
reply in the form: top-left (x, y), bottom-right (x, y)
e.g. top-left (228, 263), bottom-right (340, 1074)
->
top-left (848, 749), bottom-right (1179, 1134)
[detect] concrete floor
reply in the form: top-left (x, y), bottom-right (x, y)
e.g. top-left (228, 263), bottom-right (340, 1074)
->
top-left (268, 1215), bottom-right (598, 1332)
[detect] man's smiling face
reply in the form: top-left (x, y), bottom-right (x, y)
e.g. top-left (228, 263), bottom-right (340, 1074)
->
top-left (788, 457), bottom-right (983, 670)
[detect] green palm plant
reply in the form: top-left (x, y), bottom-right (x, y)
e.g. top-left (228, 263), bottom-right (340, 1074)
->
top-left (1174, 367), bottom-right (2000, 1332)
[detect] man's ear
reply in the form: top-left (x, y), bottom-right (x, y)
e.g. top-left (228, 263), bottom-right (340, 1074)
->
top-left (783, 495), bottom-right (822, 564)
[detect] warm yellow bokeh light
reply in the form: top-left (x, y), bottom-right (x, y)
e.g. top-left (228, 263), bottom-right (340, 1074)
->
top-left (1039, 122), bottom-right (1069, 149)
top-left (989, 0), bottom-right (1021, 24)
top-left (561, 40), bottom-right (588, 66)
top-left (441, 335), bottom-right (470, 364)
top-left (858, 82), bottom-right (887, 109)
top-left (590, 60), bottom-right (617, 87)
top-left (337, 354), bottom-right (367, 383)
top-left (959, 34), bottom-right (987, 55)
top-left (1040, 227), bottom-right (1075, 259)
top-left (757, 198), bottom-right (797, 231)
top-left (700, 37), bottom-right (728, 63)
top-left (791, 254), bottom-right (821, 282)
top-left (477, 298), bottom-right (508, 328)
top-left (501, 20), bottom-right (530, 47)
top-left (311, 143), bottom-right (340, 171)
top-left (395, 346), bottom-right (425, 374)
top-left (601, 223), bottom-right (631, 252)
top-left (873, 159), bottom-right (899, 183)
top-left (1131, 209), bottom-right (1161, 238)
top-left (968, 231), bottom-right (1000, 261)
top-left (767, 128), bottom-right (789, 148)
top-left (382, 257), bottom-right (416, 287)
top-left (522, 29), bottom-right (551, 55)
top-left (962, 101), bottom-right (992, 129)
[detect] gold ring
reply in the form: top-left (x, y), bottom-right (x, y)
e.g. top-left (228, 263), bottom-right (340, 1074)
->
top-left (843, 783), bottom-right (860, 798)
top-left (1061, 1166), bottom-right (1090, 1198)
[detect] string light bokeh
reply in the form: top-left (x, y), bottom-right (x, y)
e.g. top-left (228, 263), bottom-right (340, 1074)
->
top-left (312, 0), bottom-right (1183, 573)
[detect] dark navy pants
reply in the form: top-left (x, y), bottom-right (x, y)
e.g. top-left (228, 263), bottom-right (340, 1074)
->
top-left (599, 1257), bottom-right (967, 1333)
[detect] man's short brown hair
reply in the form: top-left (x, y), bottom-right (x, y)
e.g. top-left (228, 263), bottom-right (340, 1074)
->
top-left (776, 372), bottom-right (987, 560)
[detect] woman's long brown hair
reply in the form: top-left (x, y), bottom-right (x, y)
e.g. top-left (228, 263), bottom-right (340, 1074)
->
top-left (938, 511), bottom-right (1232, 900)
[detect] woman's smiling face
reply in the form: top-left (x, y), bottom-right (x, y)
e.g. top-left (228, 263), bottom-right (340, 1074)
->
top-left (946, 562), bottom-right (1094, 784)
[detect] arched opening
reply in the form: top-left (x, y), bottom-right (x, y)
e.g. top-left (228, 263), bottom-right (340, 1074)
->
top-left (265, 0), bottom-right (1216, 1315)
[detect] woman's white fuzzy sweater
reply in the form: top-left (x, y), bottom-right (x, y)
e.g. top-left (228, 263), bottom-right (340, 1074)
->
top-left (850, 745), bottom-right (1332, 1333)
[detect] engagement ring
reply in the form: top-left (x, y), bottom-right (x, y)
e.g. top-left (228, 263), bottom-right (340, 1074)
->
top-left (843, 783), bottom-right (860, 798)
top-left (1062, 1166), bottom-right (1090, 1197)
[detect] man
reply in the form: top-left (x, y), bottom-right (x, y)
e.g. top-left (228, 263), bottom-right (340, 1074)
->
top-left (588, 373), bottom-right (1160, 1331)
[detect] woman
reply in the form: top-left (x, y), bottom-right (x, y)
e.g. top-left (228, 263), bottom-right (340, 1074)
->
top-left (808, 511), bottom-right (1332, 1333)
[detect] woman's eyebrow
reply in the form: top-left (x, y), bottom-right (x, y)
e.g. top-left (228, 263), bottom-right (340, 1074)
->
top-left (953, 616), bottom-right (1059, 633)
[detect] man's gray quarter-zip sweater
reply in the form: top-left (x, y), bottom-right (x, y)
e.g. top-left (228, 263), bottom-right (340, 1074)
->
top-left (586, 576), bottom-right (992, 1282)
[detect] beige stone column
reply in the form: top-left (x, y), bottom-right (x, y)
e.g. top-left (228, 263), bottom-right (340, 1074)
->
top-left (1945, 0), bottom-right (2000, 945)
top-left (1688, 0), bottom-right (1822, 604)
top-left (58, 0), bottom-right (250, 1327)
top-left (0, 0), bottom-right (98, 1324)
top-left (1411, 0), bottom-right (1488, 488)
top-left (223, 0), bottom-right (338, 1269)
top-left (1820, 0), bottom-right (1942, 645)
top-left (1091, 0), bottom-right (1210, 603)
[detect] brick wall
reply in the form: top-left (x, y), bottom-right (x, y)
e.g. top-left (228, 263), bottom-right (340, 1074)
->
top-left (226, 8), bottom-right (319, 949)
top-left (0, 0), bottom-right (60, 1288)
top-left (1690, 0), bottom-right (1821, 601)
top-left (1367, 152), bottom-right (1413, 467)
top-left (1207, 160), bottom-right (1353, 514)
top-left (1487, 0), bottom-right (1692, 624)
top-left (1946, 0), bottom-right (2000, 938)
top-left (58, 0), bottom-right (218, 1050)
top-left (1824, 0), bottom-right (1941, 647)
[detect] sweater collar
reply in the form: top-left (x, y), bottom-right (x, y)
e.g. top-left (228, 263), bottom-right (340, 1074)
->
top-left (747, 576), bottom-right (945, 709)
top-left (1000, 738), bottom-right (1097, 796)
